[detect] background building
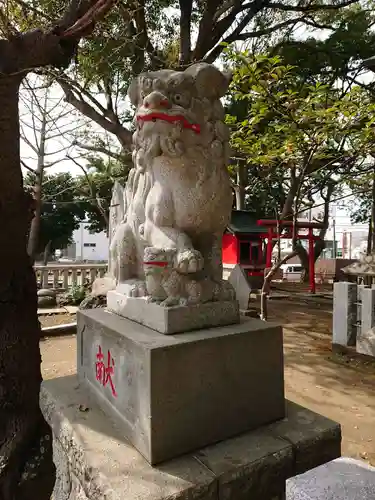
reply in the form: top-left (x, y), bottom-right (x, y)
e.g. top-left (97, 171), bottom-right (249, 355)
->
top-left (63, 222), bottom-right (109, 262)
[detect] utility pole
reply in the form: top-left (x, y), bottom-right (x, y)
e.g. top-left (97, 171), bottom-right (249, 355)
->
top-left (333, 218), bottom-right (336, 259)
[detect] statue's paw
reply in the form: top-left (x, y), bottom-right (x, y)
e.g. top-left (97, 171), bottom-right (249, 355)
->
top-left (146, 296), bottom-right (162, 304)
top-left (129, 281), bottom-right (148, 298)
top-left (176, 249), bottom-right (203, 274)
top-left (160, 296), bottom-right (180, 307)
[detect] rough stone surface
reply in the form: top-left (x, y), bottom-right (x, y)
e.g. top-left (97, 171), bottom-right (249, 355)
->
top-left (286, 457), bottom-right (375, 499)
top-left (332, 282), bottom-right (357, 347)
top-left (38, 288), bottom-right (57, 297)
top-left (107, 290), bottom-right (240, 334)
top-left (107, 63), bottom-right (238, 330)
top-left (91, 276), bottom-right (115, 297)
top-left (357, 287), bottom-right (375, 357)
top-left (227, 264), bottom-right (251, 310)
top-left (197, 431), bottom-right (293, 500)
top-left (38, 295), bottom-right (57, 308)
top-left (268, 401), bottom-right (341, 475)
top-left (41, 377), bottom-right (341, 500)
top-left (342, 253), bottom-right (375, 276)
top-left (79, 295), bottom-right (107, 310)
top-left (357, 327), bottom-right (375, 357)
top-left (77, 308), bottom-right (285, 464)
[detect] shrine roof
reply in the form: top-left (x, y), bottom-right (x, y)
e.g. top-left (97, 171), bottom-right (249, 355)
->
top-left (227, 211), bottom-right (267, 235)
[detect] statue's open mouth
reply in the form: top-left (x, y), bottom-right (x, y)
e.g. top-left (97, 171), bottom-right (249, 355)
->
top-left (143, 260), bottom-right (168, 267)
top-left (137, 112), bottom-right (201, 134)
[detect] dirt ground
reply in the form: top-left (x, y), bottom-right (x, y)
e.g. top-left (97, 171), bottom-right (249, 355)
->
top-left (40, 299), bottom-right (375, 464)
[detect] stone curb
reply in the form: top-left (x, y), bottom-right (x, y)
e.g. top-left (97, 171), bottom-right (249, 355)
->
top-left (41, 323), bottom-right (77, 338)
top-left (40, 386), bottom-right (116, 499)
top-left (41, 377), bottom-right (342, 500)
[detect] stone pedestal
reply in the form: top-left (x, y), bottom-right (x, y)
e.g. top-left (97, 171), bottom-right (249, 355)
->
top-left (357, 287), bottom-right (375, 357)
top-left (77, 309), bottom-right (285, 464)
top-left (332, 282), bottom-right (357, 347)
top-left (107, 290), bottom-right (240, 334)
top-left (40, 377), bottom-right (341, 500)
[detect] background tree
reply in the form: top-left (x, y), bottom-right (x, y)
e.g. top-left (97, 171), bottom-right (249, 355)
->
top-left (0, 1), bottom-right (115, 498)
top-left (227, 53), bottom-right (375, 279)
top-left (24, 172), bottom-right (86, 262)
top-left (20, 75), bottom-right (87, 261)
top-left (6, 0), bottom-right (363, 154)
top-left (72, 154), bottom-right (132, 234)
top-left (348, 164), bottom-right (375, 254)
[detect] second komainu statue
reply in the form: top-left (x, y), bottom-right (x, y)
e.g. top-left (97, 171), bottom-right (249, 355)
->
top-left (108, 63), bottom-right (236, 307)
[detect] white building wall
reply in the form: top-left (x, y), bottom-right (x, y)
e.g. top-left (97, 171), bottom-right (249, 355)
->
top-left (73, 222), bottom-right (109, 262)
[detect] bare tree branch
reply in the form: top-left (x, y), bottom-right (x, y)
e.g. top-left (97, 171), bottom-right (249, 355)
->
top-left (268, 0), bottom-right (359, 12)
top-left (235, 17), bottom-right (307, 41)
top-left (1, 0), bottom-right (117, 75)
top-left (20, 160), bottom-right (35, 173)
top-left (193, 0), bottom-right (228, 61)
top-left (58, 77), bottom-right (132, 149)
top-left (203, 0), bottom-right (269, 62)
top-left (73, 140), bottom-right (124, 161)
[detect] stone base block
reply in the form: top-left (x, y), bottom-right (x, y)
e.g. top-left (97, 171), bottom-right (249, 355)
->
top-left (77, 309), bottom-right (284, 464)
top-left (106, 290), bottom-right (240, 334)
top-left (40, 376), bottom-right (341, 500)
top-left (356, 327), bottom-right (375, 357)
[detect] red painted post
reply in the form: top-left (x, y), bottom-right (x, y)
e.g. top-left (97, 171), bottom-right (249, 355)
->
top-left (308, 228), bottom-right (316, 294)
top-left (266, 228), bottom-right (273, 268)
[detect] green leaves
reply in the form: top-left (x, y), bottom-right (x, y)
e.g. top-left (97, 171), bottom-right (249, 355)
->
top-left (226, 49), bottom-right (375, 219)
top-left (228, 51), bottom-right (375, 169)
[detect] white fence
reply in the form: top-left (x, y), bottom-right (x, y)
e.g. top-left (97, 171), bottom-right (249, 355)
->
top-left (34, 263), bottom-right (107, 290)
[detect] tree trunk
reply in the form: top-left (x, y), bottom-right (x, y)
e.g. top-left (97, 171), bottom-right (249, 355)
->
top-left (296, 184), bottom-right (333, 281)
top-left (260, 250), bottom-right (299, 321)
top-left (0, 76), bottom-right (55, 498)
top-left (235, 160), bottom-right (246, 210)
top-left (43, 240), bottom-right (52, 267)
top-left (27, 97), bottom-right (47, 263)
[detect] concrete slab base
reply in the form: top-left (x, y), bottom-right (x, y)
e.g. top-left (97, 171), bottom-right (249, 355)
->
top-left (106, 290), bottom-right (240, 334)
top-left (40, 376), bottom-right (341, 500)
top-left (77, 309), bottom-right (285, 464)
top-left (287, 457), bottom-right (375, 499)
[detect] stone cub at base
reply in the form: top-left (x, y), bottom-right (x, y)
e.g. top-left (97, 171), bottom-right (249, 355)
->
top-left (143, 247), bottom-right (234, 307)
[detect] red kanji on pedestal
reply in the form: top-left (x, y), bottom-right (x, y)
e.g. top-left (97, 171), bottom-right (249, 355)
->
top-left (95, 345), bottom-right (117, 397)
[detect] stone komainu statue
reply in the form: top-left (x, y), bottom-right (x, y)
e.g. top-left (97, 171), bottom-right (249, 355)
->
top-left (109, 63), bottom-right (234, 304)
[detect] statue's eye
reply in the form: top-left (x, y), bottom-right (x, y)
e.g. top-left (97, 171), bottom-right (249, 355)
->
top-left (172, 91), bottom-right (190, 107)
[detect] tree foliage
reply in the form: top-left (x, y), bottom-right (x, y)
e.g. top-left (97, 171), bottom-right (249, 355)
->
top-left (226, 51), bottom-right (375, 268)
top-left (24, 172), bottom-right (85, 256)
top-left (2, 0), bottom-right (366, 153)
top-left (75, 154), bottom-right (132, 233)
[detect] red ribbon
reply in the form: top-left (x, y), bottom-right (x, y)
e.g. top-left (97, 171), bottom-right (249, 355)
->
top-left (143, 261), bottom-right (169, 267)
top-left (137, 112), bottom-right (201, 134)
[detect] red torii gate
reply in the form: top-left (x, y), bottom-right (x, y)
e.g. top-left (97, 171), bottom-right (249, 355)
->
top-left (257, 219), bottom-right (325, 294)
